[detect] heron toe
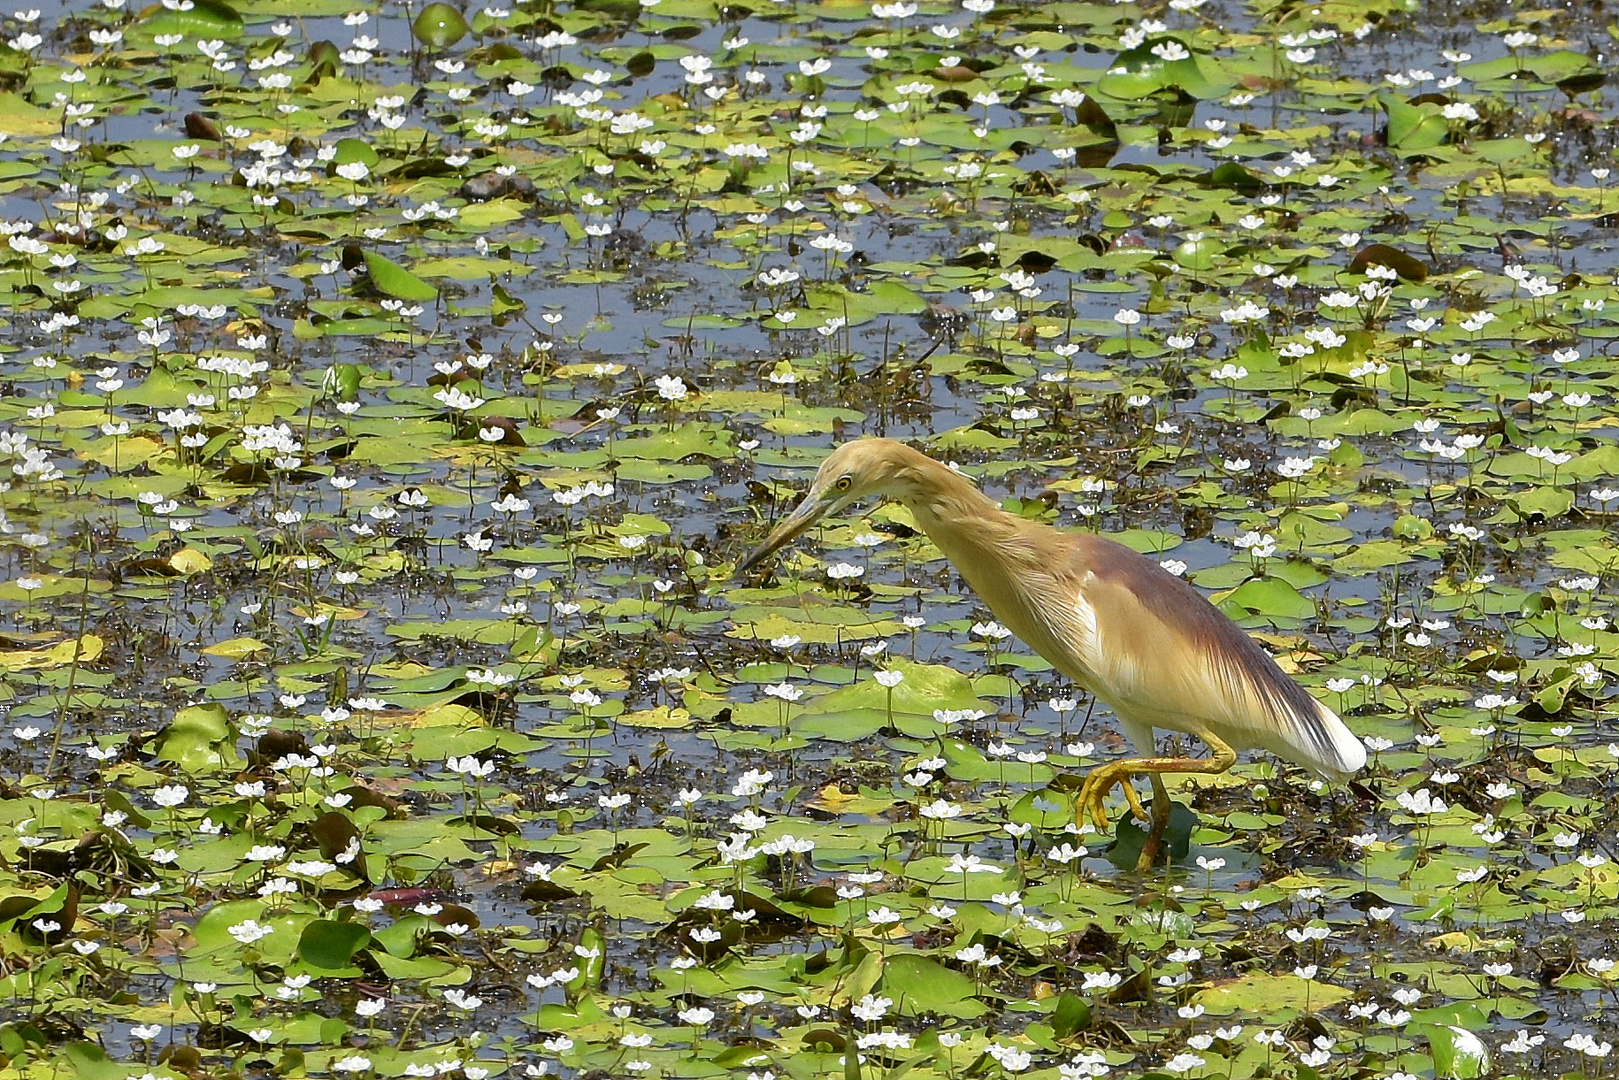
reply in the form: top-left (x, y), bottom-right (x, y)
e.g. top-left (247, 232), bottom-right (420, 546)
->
top-left (1074, 762), bottom-right (1147, 832)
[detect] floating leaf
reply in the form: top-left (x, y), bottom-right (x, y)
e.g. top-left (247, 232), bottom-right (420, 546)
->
top-left (1193, 972), bottom-right (1353, 1016)
top-left (878, 954), bottom-right (987, 1017)
top-left (361, 251), bottom-right (439, 302)
top-left (411, 2), bottom-right (469, 47)
top-left (332, 137), bottom-right (380, 169)
top-left (1425, 1023), bottom-right (1491, 1079)
top-left (0, 94), bottom-right (58, 136)
top-left (156, 703), bottom-right (238, 771)
top-left (616, 705), bottom-right (695, 729)
top-left (0, 634), bottom-right (103, 671)
top-left (1050, 992), bottom-right (1092, 1038)
top-left (1216, 576), bottom-right (1317, 621)
top-left (1095, 35), bottom-right (1232, 101)
top-left (132, 0), bottom-right (243, 37)
top-left (199, 636), bottom-right (270, 659)
top-left (298, 919), bottom-right (372, 970)
top-left (1349, 242), bottom-right (1428, 281)
top-left (1383, 95), bottom-right (1449, 152)
top-left (802, 783), bottom-right (900, 817)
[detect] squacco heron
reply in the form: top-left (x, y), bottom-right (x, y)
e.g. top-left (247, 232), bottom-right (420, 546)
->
top-left (736, 439), bottom-right (1365, 871)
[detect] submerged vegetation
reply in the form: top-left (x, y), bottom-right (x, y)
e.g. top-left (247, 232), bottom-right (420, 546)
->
top-left (0, 0), bottom-right (1617, 1077)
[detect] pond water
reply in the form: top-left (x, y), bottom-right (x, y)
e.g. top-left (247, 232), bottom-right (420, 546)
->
top-left (0, 0), bottom-right (1617, 1075)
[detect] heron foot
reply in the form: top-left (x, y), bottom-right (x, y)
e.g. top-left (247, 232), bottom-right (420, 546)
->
top-left (1078, 744), bottom-right (1235, 871)
top-left (1073, 762), bottom-right (1148, 833)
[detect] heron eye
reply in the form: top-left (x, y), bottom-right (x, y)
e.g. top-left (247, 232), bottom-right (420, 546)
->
top-left (835, 476), bottom-right (852, 491)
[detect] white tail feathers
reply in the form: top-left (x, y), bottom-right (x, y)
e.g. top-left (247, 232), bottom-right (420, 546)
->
top-left (1305, 699), bottom-right (1366, 781)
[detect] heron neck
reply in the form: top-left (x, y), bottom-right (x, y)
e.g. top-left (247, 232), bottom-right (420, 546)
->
top-left (897, 458), bottom-right (1074, 682)
top-left (898, 457), bottom-right (1019, 553)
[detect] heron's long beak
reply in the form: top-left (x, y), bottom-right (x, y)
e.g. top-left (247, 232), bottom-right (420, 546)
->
top-left (735, 489), bottom-right (835, 576)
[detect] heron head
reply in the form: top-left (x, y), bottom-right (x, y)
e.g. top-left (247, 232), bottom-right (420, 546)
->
top-left (735, 439), bottom-right (922, 574)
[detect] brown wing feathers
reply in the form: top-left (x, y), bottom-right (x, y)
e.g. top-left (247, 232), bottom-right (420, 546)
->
top-left (1074, 534), bottom-right (1352, 773)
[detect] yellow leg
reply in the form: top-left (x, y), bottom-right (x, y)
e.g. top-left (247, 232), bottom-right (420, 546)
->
top-left (1138, 773), bottom-right (1172, 871)
top-left (1072, 732), bottom-right (1238, 871)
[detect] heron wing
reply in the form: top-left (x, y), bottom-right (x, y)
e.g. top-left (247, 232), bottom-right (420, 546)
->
top-left (909, 504), bottom-right (1363, 778)
top-left (1061, 534), bottom-right (1364, 778)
